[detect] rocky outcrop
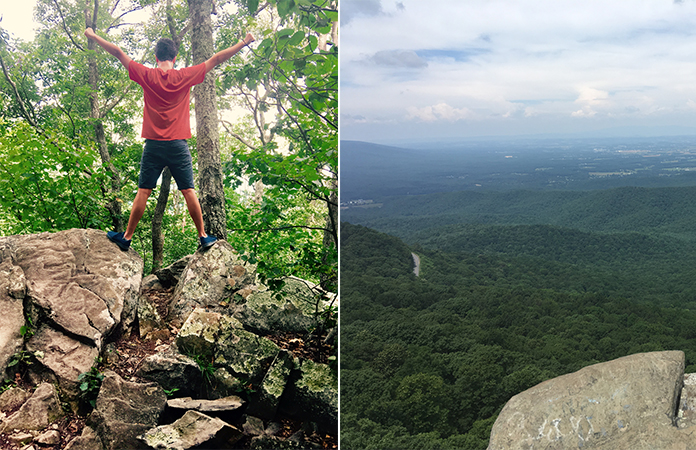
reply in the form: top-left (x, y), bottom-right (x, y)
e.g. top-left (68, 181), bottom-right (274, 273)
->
top-left (0, 228), bottom-right (142, 397)
top-left (0, 230), bottom-right (337, 449)
top-left (487, 351), bottom-right (696, 449)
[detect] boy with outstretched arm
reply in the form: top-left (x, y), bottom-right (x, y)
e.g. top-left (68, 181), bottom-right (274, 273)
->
top-left (84, 27), bottom-right (254, 251)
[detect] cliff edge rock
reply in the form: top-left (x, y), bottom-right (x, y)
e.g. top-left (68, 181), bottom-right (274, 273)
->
top-left (488, 350), bottom-right (696, 449)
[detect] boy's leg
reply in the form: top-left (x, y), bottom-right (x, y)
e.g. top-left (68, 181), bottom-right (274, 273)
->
top-left (123, 188), bottom-right (153, 240)
top-left (180, 188), bottom-right (207, 238)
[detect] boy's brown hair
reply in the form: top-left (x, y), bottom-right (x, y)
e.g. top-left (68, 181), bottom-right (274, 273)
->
top-left (155, 38), bottom-right (178, 62)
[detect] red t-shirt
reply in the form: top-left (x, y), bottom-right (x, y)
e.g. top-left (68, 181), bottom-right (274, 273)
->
top-left (128, 61), bottom-right (206, 140)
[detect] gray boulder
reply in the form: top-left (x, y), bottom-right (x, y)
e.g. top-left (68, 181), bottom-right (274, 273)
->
top-left (487, 351), bottom-right (690, 449)
top-left (175, 308), bottom-right (232, 361)
top-left (247, 350), bottom-right (294, 420)
top-left (176, 308), bottom-right (280, 385)
top-left (25, 325), bottom-right (99, 394)
top-left (89, 371), bottom-right (167, 450)
top-left (167, 241), bottom-right (256, 327)
top-left (135, 344), bottom-right (203, 398)
top-left (137, 293), bottom-right (166, 340)
top-left (64, 426), bottom-right (104, 450)
top-left (140, 274), bottom-right (163, 291)
top-left (236, 277), bottom-right (335, 335)
top-left (35, 429), bottom-right (61, 445)
top-left (0, 387), bottom-right (31, 413)
top-left (139, 410), bottom-right (242, 450)
top-left (279, 359), bottom-right (338, 433)
top-left (154, 254), bottom-right (192, 287)
top-left (0, 260), bottom-right (25, 378)
top-left (13, 229), bottom-right (142, 347)
top-left (0, 383), bottom-right (63, 433)
top-left (215, 323), bottom-right (280, 385)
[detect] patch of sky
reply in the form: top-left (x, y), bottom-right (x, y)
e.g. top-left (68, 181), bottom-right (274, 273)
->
top-left (415, 48), bottom-right (490, 62)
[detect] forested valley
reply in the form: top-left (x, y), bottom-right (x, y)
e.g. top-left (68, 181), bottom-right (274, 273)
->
top-left (341, 177), bottom-right (696, 448)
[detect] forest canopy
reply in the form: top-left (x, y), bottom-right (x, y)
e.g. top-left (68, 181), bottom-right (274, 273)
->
top-left (341, 214), bottom-right (696, 449)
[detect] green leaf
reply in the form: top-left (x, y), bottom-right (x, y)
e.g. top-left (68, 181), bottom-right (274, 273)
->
top-left (276, 0), bottom-right (296, 18)
top-left (246, 0), bottom-right (260, 13)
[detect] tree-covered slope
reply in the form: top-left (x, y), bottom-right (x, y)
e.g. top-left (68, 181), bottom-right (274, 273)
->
top-left (342, 185), bottom-right (696, 238)
top-left (340, 222), bottom-right (696, 450)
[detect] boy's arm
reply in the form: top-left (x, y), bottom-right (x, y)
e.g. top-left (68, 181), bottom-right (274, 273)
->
top-left (204, 33), bottom-right (255, 73)
top-left (84, 28), bottom-right (133, 70)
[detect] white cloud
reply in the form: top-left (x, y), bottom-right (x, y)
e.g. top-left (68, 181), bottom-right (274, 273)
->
top-left (406, 103), bottom-right (474, 122)
top-left (341, 0), bottom-right (696, 140)
top-left (369, 50), bottom-right (428, 68)
top-left (571, 87), bottom-right (609, 117)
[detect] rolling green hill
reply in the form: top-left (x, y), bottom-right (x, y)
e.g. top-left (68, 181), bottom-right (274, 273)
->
top-left (342, 185), bottom-right (696, 238)
top-left (340, 222), bottom-right (696, 450)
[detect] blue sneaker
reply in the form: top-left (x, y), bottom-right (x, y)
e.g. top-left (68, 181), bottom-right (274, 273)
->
top-left (107, 231), bottom-right (131, 251)
top-left (199, 235), bottom-right (217, 250)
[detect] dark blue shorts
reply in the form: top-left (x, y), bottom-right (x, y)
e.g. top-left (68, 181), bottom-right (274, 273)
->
top-left (139, 139), bottom-right (195, 191)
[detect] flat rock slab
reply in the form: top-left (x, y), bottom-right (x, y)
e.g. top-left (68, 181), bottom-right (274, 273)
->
top-left (487, 351), bottom-right (690, 450)
top-left (167, 395), bottom-right (244, 412)
top-left (139, 410), bottom-right (242, 450)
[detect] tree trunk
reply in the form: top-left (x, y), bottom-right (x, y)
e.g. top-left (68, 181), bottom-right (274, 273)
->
top-left (152, 168), bottom-right (172, 272)
top-left (188, 0), bottom-right (227, 240)
top-left (321, 174), bottom-right (338, 292)
top-left (85, 0), bottom-right (124, 232)
top-left (319, 7), bottom-right (338, 292)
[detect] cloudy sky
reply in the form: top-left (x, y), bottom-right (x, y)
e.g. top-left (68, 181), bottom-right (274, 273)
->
top-left (341, 0), bottom-right (696, 143)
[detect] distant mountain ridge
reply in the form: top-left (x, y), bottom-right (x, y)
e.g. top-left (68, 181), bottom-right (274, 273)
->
top-left (342, 185), bottom-right (696, 238)
top-left (340, 138), bottom-right (696, 200)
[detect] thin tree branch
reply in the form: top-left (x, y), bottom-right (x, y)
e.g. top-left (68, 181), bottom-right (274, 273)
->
top-left (0, 52), bottom-right (39, 129)
top-left (220, 120), bottom-right (258, 150)
top-left (53, 0), bottom-right (85, 51)
top-left (230, 224), bottom-right (330, 233)
top-left (106, 6), bottom-right (145, 31)
top-left (110, 0), bottom-right (121, 16)
top-left (100, 83), bottom-right (134, 117)
top-left (91, 0), bottom-right (99, 29)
